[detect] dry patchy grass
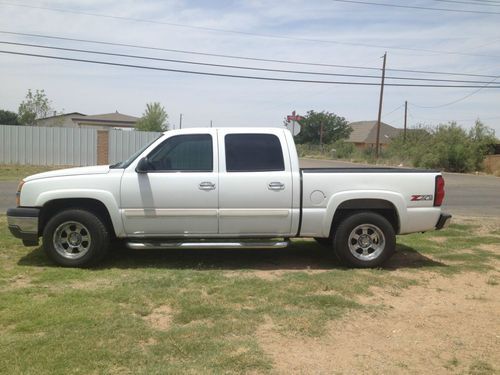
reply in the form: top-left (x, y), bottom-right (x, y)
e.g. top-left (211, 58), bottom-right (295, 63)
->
top-left (0, 215), bottom-right (498, 374)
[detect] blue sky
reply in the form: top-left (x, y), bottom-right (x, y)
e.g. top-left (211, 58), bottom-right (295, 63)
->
top-left (0, 0), bottom-right (499, 135)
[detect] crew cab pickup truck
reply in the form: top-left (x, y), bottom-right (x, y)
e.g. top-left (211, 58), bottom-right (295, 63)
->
top-left (7, 127), bottom-right (451, 268)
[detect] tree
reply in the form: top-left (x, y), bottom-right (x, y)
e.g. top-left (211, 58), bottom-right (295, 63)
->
top-left (0, 109), bottom-right (19, 125)
top-left (136, 102), bottom-right (169, 132)
top-left (18, 89), bottom-right (53, 125)
top-left (468, 119), bottom-right (497, 170)
top-left (290, 110), bottom-right (351, 144)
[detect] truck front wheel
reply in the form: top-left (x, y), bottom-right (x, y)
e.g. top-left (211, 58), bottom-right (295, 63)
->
top-left (42, 209), bottom-right (110, 267)
top-left (333, 212), bottom-right (395, 268)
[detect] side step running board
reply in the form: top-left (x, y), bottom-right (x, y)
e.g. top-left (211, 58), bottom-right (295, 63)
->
top-left (126, 240), bottom-right (290, 250)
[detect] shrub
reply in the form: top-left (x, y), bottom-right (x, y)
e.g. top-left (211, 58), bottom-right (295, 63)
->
top-left (332, 140), bottom-right (355, 159)
top-left (387, 121), bottom-right (497, 173)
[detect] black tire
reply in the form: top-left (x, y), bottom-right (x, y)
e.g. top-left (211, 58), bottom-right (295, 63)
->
top-left (42, 209), bottom-right (110, 267)
top-left (333, 212), bottom-right (395, 268)
top-left (314, 237), bottom-right (332, 247)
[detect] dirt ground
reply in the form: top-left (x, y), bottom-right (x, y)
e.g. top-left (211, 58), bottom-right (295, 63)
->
top-left (256, 217), bottom-right (500, 375)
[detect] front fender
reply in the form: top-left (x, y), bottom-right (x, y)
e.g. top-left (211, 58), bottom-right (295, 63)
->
top-left (35, 189), bottom-right (124, 237)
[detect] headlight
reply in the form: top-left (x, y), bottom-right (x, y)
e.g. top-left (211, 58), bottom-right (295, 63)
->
top-left (16, 180), bottom-right (25, 207)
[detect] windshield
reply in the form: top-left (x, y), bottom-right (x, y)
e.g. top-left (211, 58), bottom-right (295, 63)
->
top-left (109, 136), bottom-right (161, 169)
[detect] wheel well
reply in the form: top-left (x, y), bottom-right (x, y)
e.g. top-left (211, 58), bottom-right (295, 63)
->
top-left (39, 198), bottom-right (115, 239)
top-left (329, 199), bottom-right (399, 237)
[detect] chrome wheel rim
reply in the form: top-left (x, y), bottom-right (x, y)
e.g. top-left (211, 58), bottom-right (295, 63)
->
top-left (348, 224), bottom-right (385, 261)
top-left (53, 221), bottom-right (91, 259)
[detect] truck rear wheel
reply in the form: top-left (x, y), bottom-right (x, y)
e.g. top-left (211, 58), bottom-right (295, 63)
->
top-left (42, 209), bottom-right (109, 267)
top-left (333, 212), bottom-right (395, 268)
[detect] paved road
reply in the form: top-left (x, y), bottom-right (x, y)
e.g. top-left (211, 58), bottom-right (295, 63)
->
top-left (1, 160), bottom-right (499, 217)
top-left (439, 173), bottom-right (500, 217)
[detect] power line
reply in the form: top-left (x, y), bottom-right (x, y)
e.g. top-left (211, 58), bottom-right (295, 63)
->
top-left (410, 75), bottom-right (499, 108)
top-left (0, 49), bottom-right (388, 86)
top-left (0, 40), bottom-right (385, 80)
top-left (0, 30), bottom-right (385, 71)
top-left (0, 1), bottom-right (319, 42)
top-left (2, 40), bottom-right (498, 85)
top-left (1, 30), bottom-right (499, 79)
top-left (1, 1), bottom-right (457, 50)
top-left (409, 76), bottom-right (499, 108)
top-left (331, 0), bottom-right (500, 14)
top-left (1, 3), bottom-right (499, 59)
top-left (382, 104), bottom-right (404, 118)
top-left (429, 0), bottom-right (500, 6)
top-left (407, 107), bottom-right (500, 122)
top-left (414, 114), bottom-right (500, 122)
top-left (457, 0), bottom-right (500, 4)
top-left (3, 49), bottom-right (500, 88)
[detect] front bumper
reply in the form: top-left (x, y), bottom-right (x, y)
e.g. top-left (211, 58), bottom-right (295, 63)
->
top-left (7, 207), bottom-right (40, 246)
top-left (435, 213), bottom-right (452, 230)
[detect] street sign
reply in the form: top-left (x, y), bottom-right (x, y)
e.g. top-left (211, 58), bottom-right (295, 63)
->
top-left (285, 110), bottom-right (302, 136)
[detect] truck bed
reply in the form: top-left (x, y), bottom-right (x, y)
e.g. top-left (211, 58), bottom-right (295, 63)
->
top-left (299, 167), bottom-right (443, 237)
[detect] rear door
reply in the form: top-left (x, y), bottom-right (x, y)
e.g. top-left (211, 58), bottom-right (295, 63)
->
top-left (217, 129), bottom-right (293, 236)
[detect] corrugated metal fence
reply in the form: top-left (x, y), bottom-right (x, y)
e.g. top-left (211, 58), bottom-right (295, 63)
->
top-left (0, 125), bottom-right (97, 165)
top-left (108, 129), bottom-right (161, 164)
top-left (0, 125), bottom-right (160, 166)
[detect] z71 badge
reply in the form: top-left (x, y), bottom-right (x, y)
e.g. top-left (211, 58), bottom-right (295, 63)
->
top-left (411, 194), bottom-right (433, 201)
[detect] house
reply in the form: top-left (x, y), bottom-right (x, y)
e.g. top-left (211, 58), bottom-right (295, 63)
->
top-left (346, 120), bottom-right (402, 150)
top-left (36, 111), bottom-right (139, 130)
top-left (36, 112), bottom-right (86, 128)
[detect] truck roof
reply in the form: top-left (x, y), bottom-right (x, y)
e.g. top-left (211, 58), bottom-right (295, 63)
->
top-left (164, 127), bottom-right (289, 135)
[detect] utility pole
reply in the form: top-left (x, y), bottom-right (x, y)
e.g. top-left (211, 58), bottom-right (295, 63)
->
top-left (179, 113), bottom-right (183, 129)
top-left (210, 120), bottom-right (213, 128)
top-left (403, 100), bottom-right (408, 143)
top-left (375, 52), bottom-right (387, 159)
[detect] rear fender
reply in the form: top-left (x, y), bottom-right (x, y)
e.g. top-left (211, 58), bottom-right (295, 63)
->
top-left (323, 191), bottom-right (405, 237)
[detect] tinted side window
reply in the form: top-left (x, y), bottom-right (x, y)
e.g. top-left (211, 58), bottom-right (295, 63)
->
top-left (225, 134), bottom-right (285, 172)
top-left (148, 134), bottom-right (213, 171)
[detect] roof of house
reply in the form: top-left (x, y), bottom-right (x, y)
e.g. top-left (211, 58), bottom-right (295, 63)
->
top-left (347, 120), bottom-right (402, 144)
top-left (38, 112), bottom-right (86, 121)
top-left (71, 112), bottom-right (140, 126)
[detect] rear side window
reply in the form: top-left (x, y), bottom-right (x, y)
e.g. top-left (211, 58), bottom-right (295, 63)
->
top-left (225, 134), bottom-right (285, 172)
top-left (148, 134), bottom-right (213, 172)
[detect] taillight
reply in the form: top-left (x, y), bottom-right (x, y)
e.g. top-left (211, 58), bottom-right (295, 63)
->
top-left (434, 175), bottom-right (445, 206)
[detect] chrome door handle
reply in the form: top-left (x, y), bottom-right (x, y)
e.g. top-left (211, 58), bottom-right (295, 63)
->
top-left (199, 181), bottom-right (216, 190)
top-left (268, 182), bottom-right (285, 190)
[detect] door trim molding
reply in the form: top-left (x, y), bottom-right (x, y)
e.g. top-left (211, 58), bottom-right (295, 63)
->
top-left (123, 209), bottom-right (218, 217)
top-left (219, 209), bottom-right (290, 217)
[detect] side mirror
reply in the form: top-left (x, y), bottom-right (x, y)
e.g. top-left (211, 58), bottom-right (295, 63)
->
top-left (135, 157), bottom-right (151, 173)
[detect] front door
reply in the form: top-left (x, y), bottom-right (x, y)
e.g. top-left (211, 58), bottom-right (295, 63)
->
top-left (120, 131), bottom-right (218, 236)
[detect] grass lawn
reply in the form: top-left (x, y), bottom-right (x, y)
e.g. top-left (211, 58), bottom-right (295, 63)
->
top-left (0, 216), bottom-right (498, 374)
